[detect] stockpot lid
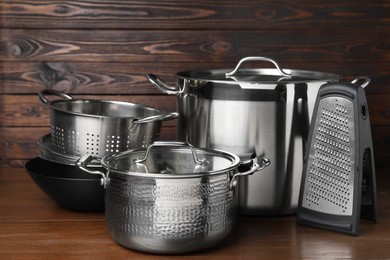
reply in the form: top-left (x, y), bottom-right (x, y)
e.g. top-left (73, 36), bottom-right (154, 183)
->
top-left (176, 56), bottom-right (340, 85)
top-left (101, 142), bottom-right (241, 178)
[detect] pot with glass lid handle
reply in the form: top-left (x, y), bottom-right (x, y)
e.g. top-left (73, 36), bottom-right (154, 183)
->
top-left (77, 141), bottom-right (270, 254)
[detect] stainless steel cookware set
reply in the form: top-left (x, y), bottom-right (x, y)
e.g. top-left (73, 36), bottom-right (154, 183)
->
top-left (25, 56), bottom-right (371, 253)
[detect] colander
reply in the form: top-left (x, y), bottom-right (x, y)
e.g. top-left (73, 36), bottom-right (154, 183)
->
top-left (296, 77), bottom-right (377, 236)
top-left (39, 89), bottom-right (178, 157)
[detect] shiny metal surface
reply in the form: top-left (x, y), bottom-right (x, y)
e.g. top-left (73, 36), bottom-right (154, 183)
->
top-left (133, 141), bottom-right (208, 165)
top-left (77, 143), bottom-right (269, 254)
top-left (147, 57), bottom-right (340, 215)
top-left (39, 89), bottom-right (178, 158)
top-left (176, 80), bottom-right (323, 215)
top-left (301, 96), bottom-right (355, 215)
top-left (38, 134), bottom-right (100, 166)
top-left (296, 80), bottom-right (377, 236)
top-left (102, 143), bottom-right (241, 175)
top-left (106, 172), bottom-right (236, 254)
top-left (225, 56), bottom-right (291, 77)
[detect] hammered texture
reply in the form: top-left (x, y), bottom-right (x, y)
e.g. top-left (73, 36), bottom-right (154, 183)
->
top-left (105, 173), bottom-right (236, 243)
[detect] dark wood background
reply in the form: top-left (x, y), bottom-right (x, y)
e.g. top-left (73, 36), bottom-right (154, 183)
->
top-left (0, 0), bottom-right (389, 168)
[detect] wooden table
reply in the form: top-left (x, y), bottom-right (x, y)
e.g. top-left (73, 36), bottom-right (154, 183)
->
top-left (1, 166), bottom-right (389, 259)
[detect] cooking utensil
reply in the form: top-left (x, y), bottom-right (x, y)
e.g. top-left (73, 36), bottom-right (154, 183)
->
top-left (25, 157), bottom-right (105, 212)
top-left (39, 89), bottom-right (178, 157)
top-left (296, 77), bottom-right (377, 235)
top-left (147, 56), bottom-right (340, 216)
top-left (77, 142), bottom-right (270, 254)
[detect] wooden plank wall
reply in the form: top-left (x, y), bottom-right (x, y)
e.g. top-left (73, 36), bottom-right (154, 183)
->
top-left (0, 0), bottom-right (389, 168)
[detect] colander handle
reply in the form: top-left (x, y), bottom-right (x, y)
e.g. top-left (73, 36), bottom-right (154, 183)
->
top-left (133, 112), bottom-right (179, 124)
top-left (134, 141), bottom-right (208, 165)
top-left (229, 158), bottom-right (270, 190)
top-left (39, 89), bottom-right (73, 105)
top-left (225, 56), bottom-right (291, 77)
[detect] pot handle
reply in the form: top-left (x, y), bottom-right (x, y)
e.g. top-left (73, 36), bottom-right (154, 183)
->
top-left (226, 56), bottom-right (291, 77)
top-left (133, 112), bottom-right (179, 124)
top-left (351, 76), bottom-right (370, 88)
top-left (38, 89), bottom-right (73, 105)
top-left (134, 141), bottom-right (208, 165)
top-left (147, 74), bottom-right (180, 95)
top-left (76, 155), bottom-right (109, 188)
top-left (229, 158), bottom-right (270, 189)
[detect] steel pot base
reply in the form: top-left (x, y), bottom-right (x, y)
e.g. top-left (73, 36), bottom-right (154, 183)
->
top-left (77, 142), bottom-right (269, 254)
top-left (111, 230), bottom-right (232, 255)
top-left (104, 168), bottom-right (237, 254)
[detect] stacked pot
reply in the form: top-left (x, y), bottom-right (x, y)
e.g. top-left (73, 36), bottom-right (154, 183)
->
top-left (26, 88), bottom-right (271, 254)
top-left (26, 89), bottom-right (178, 212)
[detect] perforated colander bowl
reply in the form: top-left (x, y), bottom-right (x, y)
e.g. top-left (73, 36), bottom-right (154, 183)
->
top-left (39, 89), bottom-right (178, 157)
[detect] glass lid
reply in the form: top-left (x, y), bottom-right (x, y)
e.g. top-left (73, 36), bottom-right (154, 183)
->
top-left (102, 142), bottom-right (240, 177)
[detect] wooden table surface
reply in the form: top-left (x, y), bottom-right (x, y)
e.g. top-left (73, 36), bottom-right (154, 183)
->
top-left (1, 166), bottom-right (389, 260)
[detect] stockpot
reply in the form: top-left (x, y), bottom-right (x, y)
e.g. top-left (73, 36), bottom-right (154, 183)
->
top-left (147, 56), bottom-right (340, 215)
top-left (77, 142), bottom-right (270, 254)
top-left (39, 89), bottom-right (178, 158)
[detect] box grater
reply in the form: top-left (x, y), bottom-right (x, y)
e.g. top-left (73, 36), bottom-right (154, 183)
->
top-left (296, 78), bottom-right (377, 236)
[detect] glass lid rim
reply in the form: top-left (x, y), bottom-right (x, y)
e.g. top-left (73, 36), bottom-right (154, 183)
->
top-left (101, 147), bottom-right (241, 178)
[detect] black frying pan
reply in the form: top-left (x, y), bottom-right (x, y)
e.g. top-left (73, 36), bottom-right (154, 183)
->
top-left (25, 157), bottom-right (105, 212)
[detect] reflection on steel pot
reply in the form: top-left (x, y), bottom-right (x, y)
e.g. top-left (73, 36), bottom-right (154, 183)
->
top-left (77, 142), bottom-right (270, 254)
top-left (147, 56), bottom-right (340, 216)
top-left (39, 89), bottom-right (178, 158)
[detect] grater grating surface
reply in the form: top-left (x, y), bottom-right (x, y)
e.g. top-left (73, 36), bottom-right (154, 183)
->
top-left (301, 97), bottom-right (355, 215)
top-left (296, 79), bottom-right (377, 236)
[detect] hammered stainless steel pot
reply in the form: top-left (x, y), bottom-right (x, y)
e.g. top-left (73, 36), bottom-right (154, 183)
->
top-left (147, 56), bottom-right (340, 216)
top-left (39, 89), bottom-right (178, 158)
top-left (77, 142), bottom-right (270, 254)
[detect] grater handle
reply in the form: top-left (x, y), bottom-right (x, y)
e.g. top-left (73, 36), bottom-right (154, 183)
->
top-left (351, 76), bottom-right (370, 88)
